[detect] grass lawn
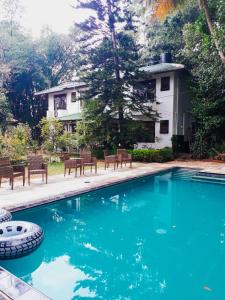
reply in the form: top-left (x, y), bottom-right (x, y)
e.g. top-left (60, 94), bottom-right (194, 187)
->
top-left (48, 162), bottom-right (64, 176)
top-left (48, 161), bottom-right (105, 176)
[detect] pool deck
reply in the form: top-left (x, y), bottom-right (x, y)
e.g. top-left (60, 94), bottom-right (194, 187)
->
top-left (0, 160), bottom-right (225, 212)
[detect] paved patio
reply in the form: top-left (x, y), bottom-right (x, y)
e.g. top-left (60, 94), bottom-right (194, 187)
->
top-left (1, 160), bottom-right (225, 212)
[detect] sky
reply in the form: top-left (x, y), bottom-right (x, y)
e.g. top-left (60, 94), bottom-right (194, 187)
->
top-left (19, 0), bottom-right (92, 38)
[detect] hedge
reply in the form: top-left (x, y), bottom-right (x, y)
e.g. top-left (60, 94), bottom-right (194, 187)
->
top-left (128, 148), bottom-right (174, 163)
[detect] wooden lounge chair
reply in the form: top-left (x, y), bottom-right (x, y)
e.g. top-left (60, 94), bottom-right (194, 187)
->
top-left (27, 155), bottom-right (48, 184)
top-left (80, 153), bottom-right (97, 174)
top-left (103, 150), bottom-right (118, 170)
top-left (117, 149), bottom-right (132, 168)
top-left (64, 158), bottom-right (82, 177)
top-left (0, 158), bottom-right (25, 190)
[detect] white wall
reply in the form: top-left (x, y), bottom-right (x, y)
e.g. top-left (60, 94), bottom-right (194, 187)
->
top-left (47, 88), bottom-right (84, 118)
top-left (136, 72), bottom-right (175, 149)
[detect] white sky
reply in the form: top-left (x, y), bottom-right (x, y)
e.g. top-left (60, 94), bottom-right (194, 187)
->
top-left (19, 0), bottom-right (92, 37)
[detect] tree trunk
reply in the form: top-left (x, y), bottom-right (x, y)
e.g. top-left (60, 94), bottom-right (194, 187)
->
top-left (106, 0), bottom-right (124, 146)
top-left (199, 0), bottom-right (225, 65)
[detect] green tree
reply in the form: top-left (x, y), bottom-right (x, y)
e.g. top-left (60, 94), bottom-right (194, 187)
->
top-left (182, 12), bottom-right (225, 157)
top-left (39, 117), bottom-right (64, 155)
top-left (137, 0), bottom-right (225, 65)
top-left (0, 123), bottom-right (32, 161)
top-left (74, 0), bottom-right (157, 148)
top-left (0, 89), bottom-right (12, 132)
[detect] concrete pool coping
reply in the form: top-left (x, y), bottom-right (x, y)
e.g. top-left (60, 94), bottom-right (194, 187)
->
top-left (1, 160), bottom-right (225, 212)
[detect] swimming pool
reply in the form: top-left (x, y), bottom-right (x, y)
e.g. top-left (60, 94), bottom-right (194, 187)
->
top-left (1, 168), bottom-right (225, 300)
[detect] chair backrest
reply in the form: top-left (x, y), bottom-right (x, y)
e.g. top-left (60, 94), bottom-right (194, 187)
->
top-left (117, 149), bottom-right (127, 157)
top-left (80, 153), bottom-right (92, 163)
top-left (0, 165), bottom-right (13, 178)
top-left (0, 158), bottom-right (11, 167)
top-left (28, 155), bottom-right (44, 170)
top-left (103, 150), bottom-right (109, 158)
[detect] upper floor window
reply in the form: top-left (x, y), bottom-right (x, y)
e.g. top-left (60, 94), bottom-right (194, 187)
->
top-left (160, 120), bottom-right (169, 134)
top-left (54, 94), bottom-right (67, 110)
top-left (71, 92), bottom-right (77, 102)
top-left (161, 76), bottom-right (170, 91)
top-left (148, 79), bottom-right (156, 101)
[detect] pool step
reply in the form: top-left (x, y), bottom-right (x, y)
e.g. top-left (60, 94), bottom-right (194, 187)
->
top-left (192, 172), bottom-right (225, 184)
top-left (172, 168), bottom-right (200, 180)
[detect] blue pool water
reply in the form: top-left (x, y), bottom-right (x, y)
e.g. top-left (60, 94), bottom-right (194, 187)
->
top-left (1, 168), bottom-right (225, 300)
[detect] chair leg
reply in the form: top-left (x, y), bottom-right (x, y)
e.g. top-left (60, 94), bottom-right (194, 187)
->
top-left (130, 161), bottom-right (132, 168)
top-left (28, 172), bottom-right (30, 185)
top-left (80, 166), bottom-right (82, 175)
top-left (46, 172), bottom-right (48, 184)
top-left (64, 168), bottom-right (66, 177)
top-left (11, 177), bottom-right (14, 190)
top-left (42, 173), bottom-right (44, 182)
top-left (75, 167), bottom-right (77, 177)
top-left (23, 175), bottom-right (25, 186)
top-left (91, 166), bottom-right (92, 173)
top-left (95, 165), bottom-right (97, 174)
top-left (0, 177), bottom-right (1, 187)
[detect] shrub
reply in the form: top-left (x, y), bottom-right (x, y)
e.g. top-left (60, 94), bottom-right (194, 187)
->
top-left (0, 123), bottom-right (32, 161)
top-left (128, 148), bottom-right (174, 163)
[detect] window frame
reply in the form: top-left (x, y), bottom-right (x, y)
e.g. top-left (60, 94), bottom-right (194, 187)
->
top-left (160, 120), bottom-right (169, 134)
top-left (54, 93), bottom-right (67, 110)
top-left (160, 76), bottom-right (170, 91)
top-left (71, 92), bottom-right (77, 102)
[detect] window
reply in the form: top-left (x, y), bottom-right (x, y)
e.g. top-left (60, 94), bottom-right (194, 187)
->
top-left (138, 121), bottom-right (155, 143)
top-left (54, 94), bottom-right (67, 110)
top-left (71, 92), bottom-right (77, 102)
top-left (160, 120), bottom-right (169, 134)
top-left (147, 79), bottom-right (156, 102)
top-left (160, 76), bottom-right (170, 91)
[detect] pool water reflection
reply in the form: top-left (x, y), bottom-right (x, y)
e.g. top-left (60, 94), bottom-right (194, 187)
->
top-left (2, 168), bottom-right (225, 300)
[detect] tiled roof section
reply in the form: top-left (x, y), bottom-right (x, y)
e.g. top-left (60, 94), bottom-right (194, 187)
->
top-left (35, 82), bottom-right (87, 96)
top-left (58, 113), bottom-right (82, 121)
top-left (140, 63), bottom-right (185, 74)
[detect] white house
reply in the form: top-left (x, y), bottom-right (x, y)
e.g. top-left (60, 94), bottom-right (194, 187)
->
top-left (35, 60), bottom-right (191, 150)
top-left (35, 81), bottom-right (87, 133)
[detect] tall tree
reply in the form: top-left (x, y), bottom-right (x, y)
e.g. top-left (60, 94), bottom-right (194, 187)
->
top-left (137, 0), bottom-right (225, 65)
top-left (38, 29), bottom-right (78, 86)
top-left (74, 0), bottom-right (157, 147)
top-left (0, 0), bottom-right (23, 36)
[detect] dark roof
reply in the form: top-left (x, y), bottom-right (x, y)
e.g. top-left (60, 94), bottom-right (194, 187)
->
top-left (140, 63), bottom-right (185, 75)
top-left (35, 82), bottom-right (87, 96)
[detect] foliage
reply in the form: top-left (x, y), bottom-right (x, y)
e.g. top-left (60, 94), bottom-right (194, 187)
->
top-left (74, 0), bottom-right (158, 149)
top-left (128, 148), bottom-right (174, 162)
top-left (0, 123), bottom-right (32, 160)
top-left (39, 118), bottom-right (64, 154)
top-left (0, 21), bottom-right (78, 133)
top-left (0, 90), bottom-right (12, 132)
top-left (143, 2), bottom-right (198, 60)
top-left (182, 2), bottom-right (225, 158)
top-left (75, 100), bottom-right (155, 149)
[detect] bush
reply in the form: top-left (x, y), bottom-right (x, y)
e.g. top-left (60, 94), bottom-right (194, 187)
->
top-left (128, 148), bottom-right (174, 163)
top-left (0, 123), bottom-right (32, 161)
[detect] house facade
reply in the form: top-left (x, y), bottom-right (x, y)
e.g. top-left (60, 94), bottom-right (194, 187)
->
top-left (35, 82), bottom-right (87, 133)
top-left (35, 62), bottom-right (192, 149)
